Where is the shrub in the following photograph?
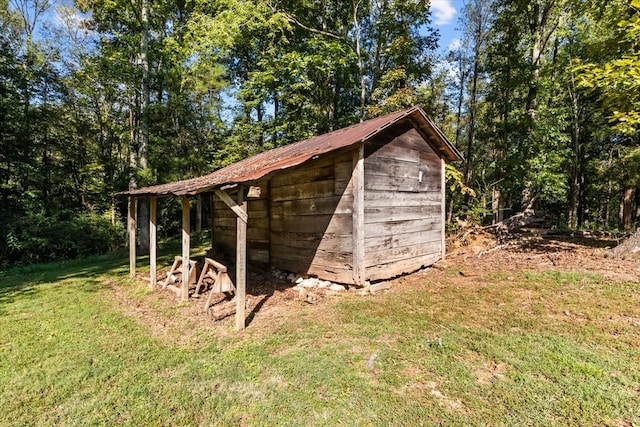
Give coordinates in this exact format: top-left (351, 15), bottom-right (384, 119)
top-left (1, 210), bottom-right (125, 267)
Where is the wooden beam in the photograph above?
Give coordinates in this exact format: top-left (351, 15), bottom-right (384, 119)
top-left (235, 186), bottom-right (247, 331)
top-left (128, 197), bottom-right (137, 278)
top-left (149, 196), bottom-right (157, 288)
top-left (214, 189), bottom-right (248, 223)
top-left (210, 193), bottom-right (215, 248)
top-left (441, 157), bottom-right (446, 261)
top-left (352, 143), bottom-right (365, 286)
top-left (181, 196), bottom-right (190, 302)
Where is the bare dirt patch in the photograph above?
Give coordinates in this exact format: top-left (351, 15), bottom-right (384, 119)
top-left (434, 230), bottom-right (640, 283)
top-left (107, 230), bottom-right (640, 343)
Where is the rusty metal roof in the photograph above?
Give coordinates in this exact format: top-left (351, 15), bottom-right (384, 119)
top-left (123, 106), bottom-right (462, 197)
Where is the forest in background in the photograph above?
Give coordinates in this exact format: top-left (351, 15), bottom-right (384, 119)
top-left (1, 0), bottom-right (639, 266)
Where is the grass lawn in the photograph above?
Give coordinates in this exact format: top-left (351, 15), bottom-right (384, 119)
top-left (1, 246), bottom-right (639, 426)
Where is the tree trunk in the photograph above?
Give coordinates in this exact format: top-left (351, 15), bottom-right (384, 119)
top-left (488, 206), bottom-right (545, 242)
top-left (635, 188), bottom-right (640, 223)
top-left (353, 0), bottom-right (366, 121)
top-left (567, 67), bottom-right (581, 229)
top-left (138, 198), bottom-right (150, 253)
top-left (454, 45), bottom-right (466, 148)
top-left (622, 187), bottom-right (634, 231)
top-left (137, 0), bottom-right (151, 252)
top-left (465, 51), bottom-right (479, 185)
top-left (492, 187), bottom-right (502, 224)
top-left (196, 194), bottom-right (202, 233)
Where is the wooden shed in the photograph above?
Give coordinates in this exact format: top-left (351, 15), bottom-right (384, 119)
top-left (124, 106), bottom-right (462, 329)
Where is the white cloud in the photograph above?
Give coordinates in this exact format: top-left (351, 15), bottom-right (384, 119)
top-left (430, 0), bottom-right (457, 25)
top-left (448, 38), bottom-right (462, 51)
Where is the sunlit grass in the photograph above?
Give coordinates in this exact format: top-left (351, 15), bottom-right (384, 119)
top-left (0, 248), bottom-right (638, 426)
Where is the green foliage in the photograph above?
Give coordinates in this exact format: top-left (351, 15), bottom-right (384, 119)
top-left (3, 0), bottom-right (640, 266)
top-left (446, 164), bottom-right (476, 197)
top-left (1, 210), bottom-right (125, 267)
top-left (575, 0), bottom-right (640, 135)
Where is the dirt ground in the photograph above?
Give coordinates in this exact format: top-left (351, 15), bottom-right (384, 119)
top-left (107, 229), bottom-right (640, 342)
top-left (445, 229), bottom-right (640, 282)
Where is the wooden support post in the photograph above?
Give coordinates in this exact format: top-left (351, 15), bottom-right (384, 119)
top-left (236, 186), bottom-right (247, 331)
top-left (441, 157), bottom-right (446, 261)
top-left (210, 194), bottom-right (215, 248)
top-left (181, 196), bottom-right (190, 302)
top-left (128, 197), bottom-right (137, 278)
top-left (352, 143), bottom-right (365, 286)
top-left (149, 196), bottom-right (157, 288)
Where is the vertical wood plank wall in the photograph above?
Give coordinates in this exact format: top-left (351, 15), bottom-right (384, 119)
top-left (363, 127), bottom-right (444, 281)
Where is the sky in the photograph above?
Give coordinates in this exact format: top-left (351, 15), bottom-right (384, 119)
top-left (430, 0), bottom-right (464, 52)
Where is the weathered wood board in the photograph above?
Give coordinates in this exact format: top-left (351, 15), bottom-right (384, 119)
top-left (213, 181), bottom-right (270, 266)
top-left (363, 126), bottom-right (444, 279)
top-left (210, 123), bottom-right (447, 285)
top-left (269, 151), bottom-right (355, 281)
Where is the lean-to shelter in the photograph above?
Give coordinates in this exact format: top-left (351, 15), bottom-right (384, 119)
top-left (122, 106), bottom-right (462, 330)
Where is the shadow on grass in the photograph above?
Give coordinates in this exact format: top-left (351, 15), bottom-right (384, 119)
top-left (0, 252), bottom-right (126, 313)
top-left (0, 237), bottom-right (205, 314)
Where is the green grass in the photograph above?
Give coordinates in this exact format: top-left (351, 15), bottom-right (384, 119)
top-left (1, 251), bottom-right (639, 426)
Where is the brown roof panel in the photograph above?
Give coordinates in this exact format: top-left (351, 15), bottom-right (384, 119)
top-left (123, 106), bottom-right (462, 197)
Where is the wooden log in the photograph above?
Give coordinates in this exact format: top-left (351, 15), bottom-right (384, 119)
top-left (209, 298), bottom-right (249, 321)
top-left (166, 284), bottom-right (182, 297)
top-left (368, 282), bottom-right (391, 294)
top-left (486, 206), bottom-right (546, 242)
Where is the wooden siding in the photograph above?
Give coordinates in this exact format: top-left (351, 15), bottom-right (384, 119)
top-left (269, 151), bottom-right (355, 284)
top-left (212, 124), bottom-right (447, 284)
top-left (212, 181), bottom-right (270, 266)
top-left (363, 127), bottom-right (443, 281)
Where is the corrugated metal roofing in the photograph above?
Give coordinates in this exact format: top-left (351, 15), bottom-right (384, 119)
top-left (123, 106), bottom-right (462, 197)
